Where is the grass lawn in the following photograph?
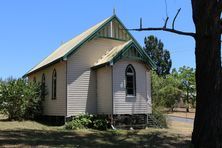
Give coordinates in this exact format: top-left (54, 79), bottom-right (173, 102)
top-left (0, 114), bottom-right (192, 147)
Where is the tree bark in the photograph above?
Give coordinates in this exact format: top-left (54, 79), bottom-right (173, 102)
top-left (191, 0), bottom-right (222, 147)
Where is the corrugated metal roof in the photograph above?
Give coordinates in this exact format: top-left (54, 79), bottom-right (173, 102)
top-left (94, 40), bottom-right (133, 66)
top-left (24, 15), bottom-right (156, 77)
top-left (93, 39), bottom-right (157, 70)
top-left (26, 16), bottom-right (113, 75)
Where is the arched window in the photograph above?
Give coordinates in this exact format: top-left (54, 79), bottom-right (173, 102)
top-left (52, 69), bottom-right (57, 99)
top-left (41, 73), bottom-right (46, 100)
top-left (125, 64), bottom-right (136, 96)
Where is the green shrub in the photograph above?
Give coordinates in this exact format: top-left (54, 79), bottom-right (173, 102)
top-left (0, 78), bottom-right (42, 120)
top-left (65, 119), bottom-right (85, 130)
top-left (65, 114), bottom-right (92, 130)
top-left (65, 114), bottom-right (109, 130)
top-left (93, 119), bottom-right (108, 130)
top-left (77, 114), bottom-right (93, 127)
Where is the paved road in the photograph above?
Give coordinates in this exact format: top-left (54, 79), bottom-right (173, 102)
top-left (166, 115), bottom-right (194, 124)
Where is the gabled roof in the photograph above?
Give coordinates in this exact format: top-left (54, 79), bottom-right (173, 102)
top-left (92, 40), bottom-right (156, 69)
top-left (94, 40), bottom-right (133, 67)
top-left (24, 14), bottom-right (155, 77)
top-left (24, 15), bottom-right (115, 76)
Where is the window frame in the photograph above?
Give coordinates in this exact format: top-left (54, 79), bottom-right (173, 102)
top-left (52, 69), bottom-right (57, 100)
top-left (125, 64), bottom-right (136, 97)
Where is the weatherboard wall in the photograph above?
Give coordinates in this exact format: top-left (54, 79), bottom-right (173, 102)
top-left (28, 61), bottom-right (67, 116)
top-left (112, 59), bottom-right (152, 114)
top-left (66, 38), bottom-right (125, 116)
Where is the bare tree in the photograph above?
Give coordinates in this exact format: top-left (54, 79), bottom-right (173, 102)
top-left (130, 1), bottom-right (222, 147)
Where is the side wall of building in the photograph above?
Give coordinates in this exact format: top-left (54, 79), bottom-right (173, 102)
top-left (67, 38), bottom-right (125, 116)
top-left (112, 59), bottom-right (152, 114)
top-left (28, 61), bottom-right (67, 116)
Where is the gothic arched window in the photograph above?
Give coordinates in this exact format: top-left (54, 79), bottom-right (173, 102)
top-left (125, 64), bottom-right (136, 96)
top-left (52, 69), bottom-right (57, 99)
top-left (41, 73), bottom-right (46, 100)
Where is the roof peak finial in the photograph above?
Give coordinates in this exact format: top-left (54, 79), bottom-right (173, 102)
top-left (113, 8), bottom-right (116, 15)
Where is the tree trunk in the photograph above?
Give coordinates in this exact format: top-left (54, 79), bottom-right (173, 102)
top-left (191, 0), bottom-right (222, 147)
top-left (186, 89), bottom-right (189, 112)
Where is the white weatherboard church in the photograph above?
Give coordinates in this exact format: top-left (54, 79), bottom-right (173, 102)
top-left (24, 14), bottom-right (155, 122)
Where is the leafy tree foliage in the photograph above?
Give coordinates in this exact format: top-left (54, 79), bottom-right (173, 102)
top-left (151, 72), bottom-right (182, 111)
top-left (152, 66), bottom-right (196, 111)
top-left (144, 35), bottom-right (172, 76)
top-left (0, 78), bottom-right (43, 120)
top-left (178, 66), bottom-right (196, 111)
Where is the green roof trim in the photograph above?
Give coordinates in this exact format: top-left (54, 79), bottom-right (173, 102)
top-left (112, 41), bottom-right (156, 69)
top-left (96, 36), bottom-right (128, 42)
top-left (111, 16), bottom-right (156, 69)
top-left (92, 40), bottom-right (156, 70)
top-left (63, 15), bottom-right (116, 59)
top-left (24, 15), bottom-right (116, 77)
top-left (23, 58), bottom-right (62, 78)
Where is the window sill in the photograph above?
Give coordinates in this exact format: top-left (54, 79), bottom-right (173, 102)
top-left (126, 95), bottom-right (136, 98)
top-left (126, 95), bottom-right (136, 102)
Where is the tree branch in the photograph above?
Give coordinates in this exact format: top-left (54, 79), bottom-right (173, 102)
top-left (172, 8), bottom-right (181, 29)
top-left (140, 18), bottom-right (142, 29)
top-left (127, 7), bottom-right (195, 38)
top-left (163, 17), bottom-right (169, 28)
top-left (128, 27), bottom-right (195, 38)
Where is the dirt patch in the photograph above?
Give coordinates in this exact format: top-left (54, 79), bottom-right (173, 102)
top-left (166, 108), bottom-right (195, 119)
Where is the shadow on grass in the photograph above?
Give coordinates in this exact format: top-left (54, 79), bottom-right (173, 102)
top-left (0, 118), bottom-right (10, 122)
top-left (0, 129), bottom-right (191, 147)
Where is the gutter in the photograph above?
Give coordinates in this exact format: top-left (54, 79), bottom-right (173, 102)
top-left (23, 58), bottom-right (63, 78)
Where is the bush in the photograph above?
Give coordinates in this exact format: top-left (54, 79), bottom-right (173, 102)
top-left (152, 107), bottom-right (168, 128)
top-left (93, 119), bottom-right (108, 130)
top-left (65, 114), bottom-right (108, 130)
top-left (65, 119), bottom-right (85, 130)
top-left (65, 114), bottom-right (92, 130)
top-left (0, 78), bottom-right (42, 120)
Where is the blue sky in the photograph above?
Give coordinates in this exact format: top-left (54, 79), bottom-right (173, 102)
top-left (0, 0), bottom-right (195, 79)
